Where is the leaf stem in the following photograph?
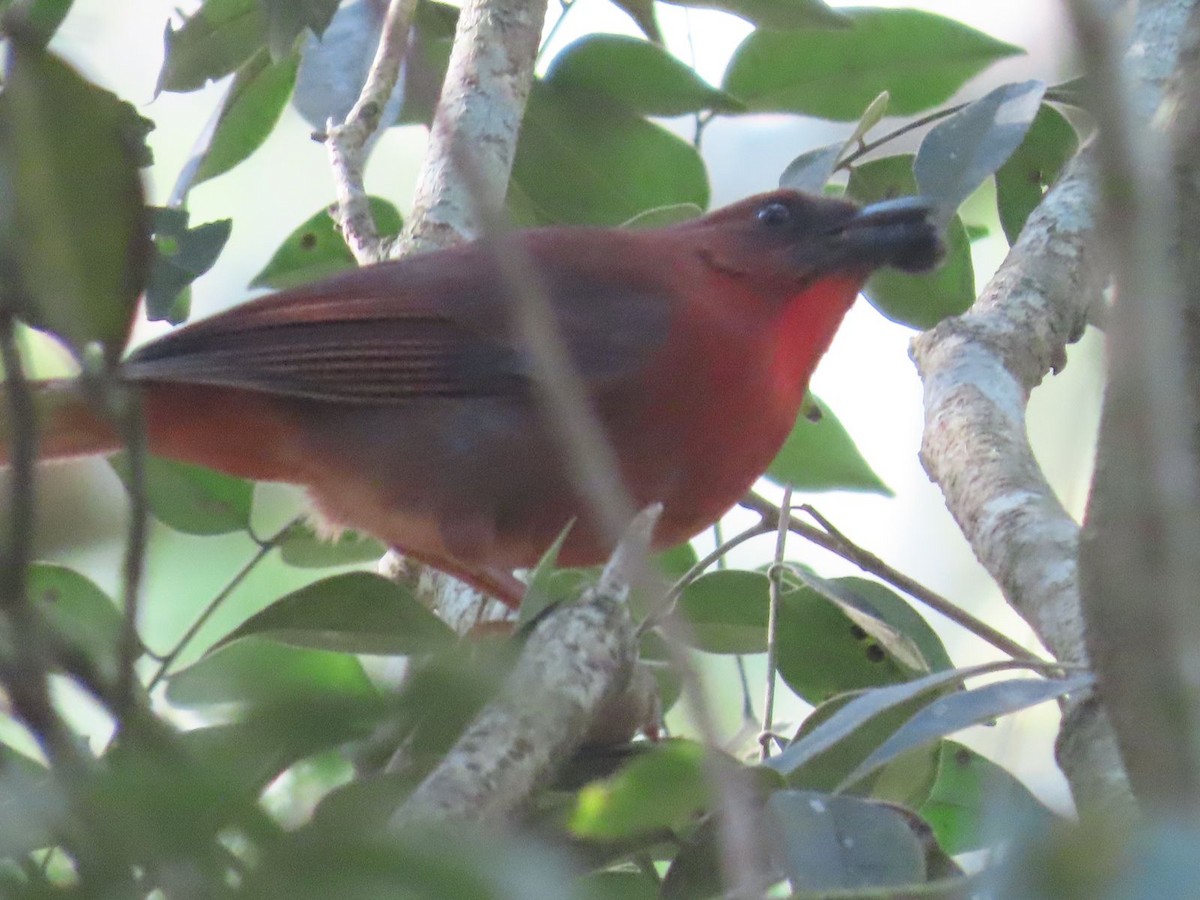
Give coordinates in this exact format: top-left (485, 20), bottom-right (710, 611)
top-left (837, 102), bottom-right (967, 171)
top-left (760, 483), bottom-right (792, 761)
top-left (144, 516), bottom-right (302, 692)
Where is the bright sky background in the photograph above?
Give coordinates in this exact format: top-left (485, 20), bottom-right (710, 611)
top-left (37, 0), bottom-right (1100, 813)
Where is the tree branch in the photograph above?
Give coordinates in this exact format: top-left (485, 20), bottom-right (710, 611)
top-left (389, 507), bottom-right (655, 827)
top-left (910, 0), bottom-right (1196, 817)
top-left (1075, 0), bottom-right (1200, 815)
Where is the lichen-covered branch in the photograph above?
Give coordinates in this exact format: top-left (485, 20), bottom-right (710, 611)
top-left (399, 0), bottom-right (546, 252)
top-left (326, 0), bottom-right (418, 264)
top-left (911, 0), bottom-right (1197, 817)
top-left (389, 508), bottom-right (655, 828)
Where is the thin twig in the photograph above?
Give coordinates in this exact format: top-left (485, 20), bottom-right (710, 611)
top-left (836, 102), bottom-right (967, 170)
top-left (760, 484), bottom-right (791, 761)
top-left (144, 517), bottom-right (301, 692)
top-left (741, 492), bottom-right (1041, 663)
top-left (326, 0), bottom-right (418, 264)
top-left (113, 382), bottom-right (148, 711)
top-left (666, 520), bottom-right (775, 604)
top-left (0, 318), bottom-right (79, 767)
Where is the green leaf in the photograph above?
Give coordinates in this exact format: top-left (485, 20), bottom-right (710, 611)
top-left (0, 743), bottom-right (64, 860)
top-left (660, 0), bottom-right (850, 30)
top-left (768, 791), bottom-right (926, 890)
top-left (831, 577), bottom-right (954, 673)
top-left (166, 636), bottom-right (376, 707)
top-left (109, 455), bottom-right (253, 535)
top-left (570, 740), bottom-right (708, 838)
top-left (766, 394), bottom-right (890, 494)
top-left (188, 49), bottom-right (299, 189)
top-left (995, 103), bottom-right (1079, 244)
top-left (775, 576), bottom-right (922, 705)
top-left (782, 690), bottom-right (941, 809)
top-left (914, 80), bottom-right (1046, 214)
top-left (520, 520), bottom-right (576, 626)
top-left (545, 35), bottom-right (744, 116)
top-left (28, 563), bottom-right (126, 681)
top-left (607, 0), bottom-right (661, 43)
top-left (259, 0), bottom-right (338, 60)
top-left (278, 522), bottom-right (386, 568)
top-left (251, 196), bottom-right (403, 289)
top-left (723, 8), bottom-right (1022, 120)
top-left (156, 0), bottom-right (267, 94)
top-left (216, 572), bottom-right (456, 655)
top-left (678, 570), bottom-right (770, 654)
top-left (921, 741), bottom-right (1058, 854)
top-left (510, 82), bottom-right (709, 226)
top-left (839, 674), bottom-right (1093, 790)
top-left (766, 662), bottom-right (1032, 779)
top-left (655, 541), bottom-right (698, 580)
top-left (779, 142), bottom-right (843, 194)
top-left (0, 40), bottom-right (150, 360)
top-left (847, 90), bottom-right (890, 146)
top-left (146, 208), bottom-right (232, 324)
top-left (0, 0), bottom-right (75, 46)
top-left (847, 155), bottom-right (974, 329)
top-left (181, 697), bottom-right (380, 797)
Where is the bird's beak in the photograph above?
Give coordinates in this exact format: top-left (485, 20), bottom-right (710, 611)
top-left (834, 196), bottom-right (945, 274)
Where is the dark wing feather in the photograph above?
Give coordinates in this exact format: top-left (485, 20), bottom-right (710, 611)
top-left (124, 234), bottom-right (672, 404)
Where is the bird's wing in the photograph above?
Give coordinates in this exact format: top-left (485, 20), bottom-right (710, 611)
top-left (124, 235), bottom-right (673, 404)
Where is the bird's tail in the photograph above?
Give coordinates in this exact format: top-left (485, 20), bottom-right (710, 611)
top-left (0, 378), bottom-right (121, 465)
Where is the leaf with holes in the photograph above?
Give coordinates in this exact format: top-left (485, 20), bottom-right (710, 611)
top-left (251, 197), bottom-right (403, 289)
top-left (995, 103), bottom-right (1079, 243)
top-left (767, 394), bottom-right (891, 494)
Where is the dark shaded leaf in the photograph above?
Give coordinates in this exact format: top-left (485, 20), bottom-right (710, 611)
top-left (723, 8), bottom-right (1021, 120)
top-left (0, 743), bottom-right (64, 859)
top-left (766, 661), bottom-right (1036, 779)
top-left (251, 196), bottom-right (402, 289)
top-left (660, 819), bottom-right (723, 899)
top-left (569, 740), bottom-right (708, 839)
top-left (678, 570), bottom-right (769, 654)
top-left (995, 103), bottom-right (1079, 243)
top-left (292, 0), bottom-right (404, 131)
top-left (546, 35), bottom-right (743, 116)
top-left (180, 48), bottom-right (299, 191)
top-left (166, 637), bottom-right (377, 707)
top-left (278, 521), bottom-right (386, 568)
top-left (914, 80), bottom-right (1045, 215)
top-left (766, 394), bottom-right (891, 494)
top-left (110, 454), bottom-right (253, 535)
top-left (0, 40), bottom-right (150, 360)
top-left (510, 82), bottom-right (709, 227)
top-left (608, 0), bottom-right (661, 43)
top-left (768, 790), bottom-right (926, 890)
top-left (146, 208), bottom-right (232, 324)
top-left (775, 577), bottom-right (919, 705)
top-left (847, 155), bottom-right (974, 329)
top-left (396, 1), bottom-right (457, 126)
top-left (181, 698), bottom-right (380, 797)
top-left (784, 691), bottom-right (941, 809)
top-left (28, 563), bottom-right (126, 681)
top-left (839, 674), bottom-right (1093, 789)
top-left (259, 0), bottom-right (338, 60)
top-left (156, 0), bottom-right (267, 94)
top-left (921, 740), bottom-right (1059, 854)
top-left (661, 0), bottom-right (849, 30)
top-left (217, 572), bottom-right (456, 654)
top-left (0, 0), bottom-right (74, 46)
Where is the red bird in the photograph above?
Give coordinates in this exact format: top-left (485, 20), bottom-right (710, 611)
top-left (19, 190), bottom-right (941, 605)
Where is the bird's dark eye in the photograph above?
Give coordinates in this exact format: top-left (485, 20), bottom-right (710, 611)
top-left (757, 201), bottom-right (792, 227)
